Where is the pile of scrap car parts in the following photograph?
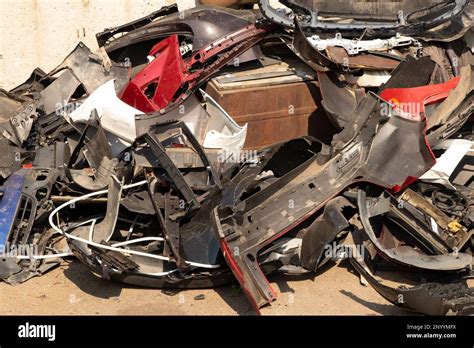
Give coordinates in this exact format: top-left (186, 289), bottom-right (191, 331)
top-left (0, 1), bottom-right (473, 315)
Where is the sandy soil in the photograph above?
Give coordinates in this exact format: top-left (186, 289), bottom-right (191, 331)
top-left (0, 259), bottom-right (409, 315)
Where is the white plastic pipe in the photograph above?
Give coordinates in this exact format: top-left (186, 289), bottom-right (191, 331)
top-left (48, 180), bottom-right (220, 269)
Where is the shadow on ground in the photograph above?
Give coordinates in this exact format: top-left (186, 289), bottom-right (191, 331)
top-left (62, 258), bottom-right (409, 315)
top-left (63, 260), bottom-right (253, 314)
top-left (339, 290), bottom-right (412, 315)
top-left (63, 261), bottom-right (123, 299)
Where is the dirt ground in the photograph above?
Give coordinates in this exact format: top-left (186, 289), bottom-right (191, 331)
top-left (0, 259), bottom-right (409, 315)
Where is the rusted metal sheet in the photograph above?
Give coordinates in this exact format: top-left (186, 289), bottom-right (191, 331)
top-left (326, 46), bottom-right (402, 70)
top-left (206, 80), bottom-right (327, 149)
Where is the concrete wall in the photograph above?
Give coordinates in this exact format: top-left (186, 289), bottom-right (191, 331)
top-left (0, 0), bottom-right (196, 89)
